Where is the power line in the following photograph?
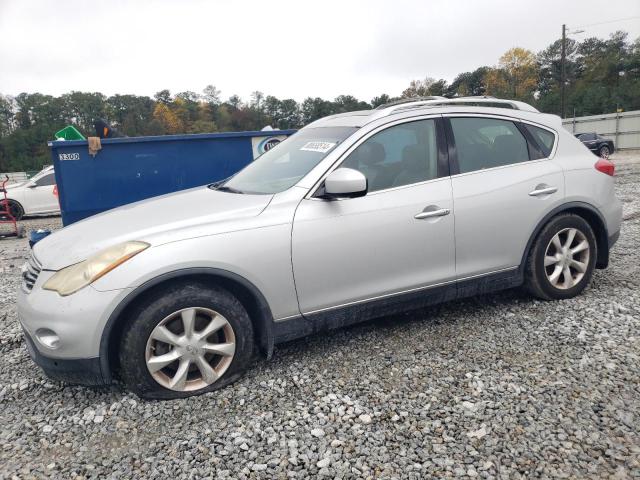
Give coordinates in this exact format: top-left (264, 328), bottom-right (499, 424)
top-left (573, 16), bottom-right (640, 30)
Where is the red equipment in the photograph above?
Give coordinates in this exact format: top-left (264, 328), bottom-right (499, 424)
top-left (0, 175), bottom-right (26, 239)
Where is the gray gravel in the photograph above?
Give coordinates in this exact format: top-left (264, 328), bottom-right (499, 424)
top-left (1, 154), bottom-right (639, 479)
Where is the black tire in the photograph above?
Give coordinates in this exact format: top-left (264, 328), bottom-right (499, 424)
top-left (1, 200), bottom-right (24, 221)
top-left (525, 214), bottom-right (597, 300)
top-left (598, 145), bottom-right (610, 158)
top-left (118, 281), bottom-right (254, 399)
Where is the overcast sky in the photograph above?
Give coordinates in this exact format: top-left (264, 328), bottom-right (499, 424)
top-left (1, 0), bottom-right (639, 102)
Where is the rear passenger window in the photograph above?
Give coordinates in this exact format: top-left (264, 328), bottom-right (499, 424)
top-left (35, 174), bottom-right (55, 187)
top-left (525, 124), bottom-right (555, 158)
top-left (340, 119), bottom-right (438, 192)
top-left (450, 117), bottom-right (529, 174)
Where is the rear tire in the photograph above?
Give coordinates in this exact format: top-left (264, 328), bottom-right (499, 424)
top-left (598, 145), bottom-right (610, 158)
top-left (525, 214), bottom-right (597, 300)
top-left (118, 281), bottom-right (254, 399)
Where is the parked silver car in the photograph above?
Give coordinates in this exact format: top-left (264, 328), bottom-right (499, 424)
top-left (18, 98), bottom-right (622, 399)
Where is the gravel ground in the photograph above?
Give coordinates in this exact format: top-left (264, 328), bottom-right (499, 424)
top-left (1, 154), bottom-right (639, 479)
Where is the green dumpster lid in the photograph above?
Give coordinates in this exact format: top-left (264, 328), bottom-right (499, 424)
top-left (54, 125), bottom-right (85, 141)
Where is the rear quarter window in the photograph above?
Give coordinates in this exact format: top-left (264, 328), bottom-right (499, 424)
top-left (525, 124), bottom-right (555, 158)
top-left (35, 173), bottom-right (56, 187)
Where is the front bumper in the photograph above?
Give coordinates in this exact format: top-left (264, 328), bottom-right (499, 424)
top-left (17, 270), bottom-right (127, 386)
top-left (23, 328), bottom-right (106, 385)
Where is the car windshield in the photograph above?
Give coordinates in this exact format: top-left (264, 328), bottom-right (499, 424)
top-left (218, 126), bottom-right (357, 194)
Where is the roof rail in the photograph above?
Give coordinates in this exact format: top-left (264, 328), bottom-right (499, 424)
top-left (374, 96), bottom-right (447, 110)
top-left (428, 97), bottom-right (539, 112)
top-left (370, 96), bottom-right (539, 121)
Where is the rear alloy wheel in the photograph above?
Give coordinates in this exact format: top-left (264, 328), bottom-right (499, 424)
top-left (525, 214), bottom-right (597, 300)
top-left (145, 307), bottom-right (236, 392)
top-left (543, 228), bottom-right (590, 290)
top-left (598, 145), bottom-right (610, 158)
top-left (119, 282), bottom-right (254, 399)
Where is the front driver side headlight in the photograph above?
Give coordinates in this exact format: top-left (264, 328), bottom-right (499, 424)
top-left (43, 241), bottom-right (150, 296)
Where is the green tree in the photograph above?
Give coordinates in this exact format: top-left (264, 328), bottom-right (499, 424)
top-left (0, 94), bottom-right (14, 136)
top-left (402, 77), bottom-right (448, 98)
top-left (301, 97), bottom-right (336, 124)
top-left (447, 67), bottom-right (489, 97)
top-left (154, 89), bottom-right (172, 105)
top-left (202, 85), bottom-right (221, 105)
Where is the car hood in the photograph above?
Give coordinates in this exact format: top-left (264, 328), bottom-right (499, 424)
top-left (34, 186), bottom-right (273, 270)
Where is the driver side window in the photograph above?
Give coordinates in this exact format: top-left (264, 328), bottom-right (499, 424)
top-left (340, 119), bottom-right (438, 193)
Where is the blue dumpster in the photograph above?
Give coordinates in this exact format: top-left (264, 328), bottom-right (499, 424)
top-left (48, 130), bottom-right (295, 225)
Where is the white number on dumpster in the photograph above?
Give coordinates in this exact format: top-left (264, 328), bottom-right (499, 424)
top-left (59, 153), bottom-right (80, 161)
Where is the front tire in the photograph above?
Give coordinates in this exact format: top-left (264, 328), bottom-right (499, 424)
top-left (118, 282), bottom-right (254, 399)
top-left (525, 214), bottom-right (597, 300)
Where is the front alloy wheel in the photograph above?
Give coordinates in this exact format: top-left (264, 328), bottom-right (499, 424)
top-left (119, 282), bottom-right (254, 399)
top-left (145, 307), bottom-right (236, 392)
top-left (599, 145), bottom-right (610, 158)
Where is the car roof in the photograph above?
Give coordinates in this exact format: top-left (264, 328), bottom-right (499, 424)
top-left (307, 97), bottom-right (562, 131)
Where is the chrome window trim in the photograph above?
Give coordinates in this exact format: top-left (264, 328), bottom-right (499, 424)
top-left (447, 157), bottom-right (553, 180)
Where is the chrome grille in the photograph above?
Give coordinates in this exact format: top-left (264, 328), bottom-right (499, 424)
top-left (21, 252), bottom-right (42, 293)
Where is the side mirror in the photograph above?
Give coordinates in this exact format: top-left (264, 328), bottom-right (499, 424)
top-left (322, 168), bottom-right (367, 199)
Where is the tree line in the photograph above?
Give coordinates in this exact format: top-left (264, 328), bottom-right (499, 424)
top-left (1, 31), bottom-right (638, 173)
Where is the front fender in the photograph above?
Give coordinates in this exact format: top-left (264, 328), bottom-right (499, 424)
top-left (91, 224), bottom-right (299, 321)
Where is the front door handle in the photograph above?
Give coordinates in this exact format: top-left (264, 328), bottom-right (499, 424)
top-left (414, 207), bottom-right (451, 220)
top-left (529, 185), bottom-right (558, 197)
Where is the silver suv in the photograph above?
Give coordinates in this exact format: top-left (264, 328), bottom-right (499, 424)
top-left (18, 98), bottom-right (622, 399)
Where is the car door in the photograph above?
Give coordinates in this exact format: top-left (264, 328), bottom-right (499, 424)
top-left (24, 172), bottom-right (58, 213)
top-left (292, 117), bottom-right (456, 315)
top-left (446, 115), bottom-right (564, 279)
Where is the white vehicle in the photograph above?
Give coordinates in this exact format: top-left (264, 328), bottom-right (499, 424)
top-left (2, 166), bottom-right (60, 219)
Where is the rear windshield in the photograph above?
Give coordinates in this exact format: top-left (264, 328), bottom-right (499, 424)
top-left (221, 127), bottom-right (357, 194)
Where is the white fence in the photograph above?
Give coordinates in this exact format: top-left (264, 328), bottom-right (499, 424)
top-left (562, 110), bottom-right (640, 150)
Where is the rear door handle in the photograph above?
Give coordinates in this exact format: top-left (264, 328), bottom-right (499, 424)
top-left (414, 208), bottom-right (450, 220)
top-left (529, 185), bottom-right (558, 196)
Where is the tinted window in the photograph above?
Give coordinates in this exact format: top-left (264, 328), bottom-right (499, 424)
top-left (35, 173), bottom-right (55, 187)
top-left (341, 119), bottom-right (438, 192)
top-left (525, 124), bottom-right (555, 157)
top-left (450, 117), bottom-right (529, 174)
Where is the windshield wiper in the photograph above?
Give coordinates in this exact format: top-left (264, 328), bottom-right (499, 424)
top-left (216, 185), bottom-right (244, 194)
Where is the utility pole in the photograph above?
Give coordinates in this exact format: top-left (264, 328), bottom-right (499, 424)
top-left (561, 24), bottom-right (566, 119)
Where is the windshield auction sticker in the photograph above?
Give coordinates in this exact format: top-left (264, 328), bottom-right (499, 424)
top-left (300, 141), bottom-right (336, 153)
